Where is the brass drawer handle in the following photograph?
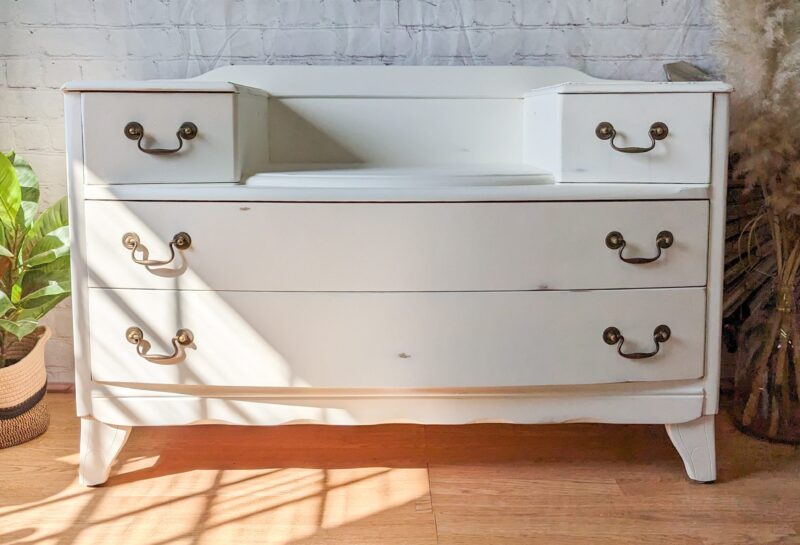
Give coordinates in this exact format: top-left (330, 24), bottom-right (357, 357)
top-left (603, 325), bottom-right (671, 360)
top-left (124, 121), bottom-right (198, 155)
top-left (126, 327), bottom-right (194, 364)
top-left (595, 121), bottom-right (668, 153)
top-left (122, 231), bottom-right (191, 267)
top-left (605, 230), bottom-right (673, 264)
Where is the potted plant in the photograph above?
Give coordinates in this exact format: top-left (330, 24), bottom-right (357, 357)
top-left (0, 151), bottom-right (70, 448)
top-left (715, 1), bottom-right (800, 441)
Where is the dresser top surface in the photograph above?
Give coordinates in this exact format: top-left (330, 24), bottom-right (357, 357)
top-left (62, 65), bottom-right (731, 98)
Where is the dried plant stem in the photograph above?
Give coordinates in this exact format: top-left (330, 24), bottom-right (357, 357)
top-left (743, 312), bottom-right (783, 426)
top-left (769, 316), bottom-right (790, 436)
top-left (771, 211), bottom-right (784, 278)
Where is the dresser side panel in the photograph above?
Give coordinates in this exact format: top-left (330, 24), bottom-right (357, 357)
top-left (703, 92), bottom-right (730, 414)
top-left (65, 92), bottom-right (93, 416)
top-left (236, 88), bottom-right (270, 178)
top-left (522, 92), bottom-right (562, 178)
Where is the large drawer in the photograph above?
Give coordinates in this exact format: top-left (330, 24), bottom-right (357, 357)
top-left (84, 200), bottom-right (709, 291)
top-left (88, 288), bottom-right (706, 388)
top-left (525, 92), bottom-right (713, 183)
top-left (89, 288), bottom-right (705, 388)
top-left (81, 92), bottom-right (242, 184)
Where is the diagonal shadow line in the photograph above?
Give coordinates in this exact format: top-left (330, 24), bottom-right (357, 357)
top-left (0, 469), bottom-right (282, 520)
top-left (3, 466), bottom-right (396, 545)
top-left (190, 469), bottom-right (224, 545)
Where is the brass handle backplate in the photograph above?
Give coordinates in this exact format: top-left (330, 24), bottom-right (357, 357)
top-left (124, 121), bottom-right (198, 155)
top-left (595, 121), bottom-right (668, 153)
top-left (603, 325), bottom-right (671, 360)
top-left (126, 326), bottom-right (194, 364)
top-left (605, 230), bottom-right (673, 264)
top-left (122, 231), bottom-right (191, 267)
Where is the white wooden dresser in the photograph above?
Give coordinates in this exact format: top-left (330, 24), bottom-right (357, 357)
top-left (63, 66), bottom-right (731, 486)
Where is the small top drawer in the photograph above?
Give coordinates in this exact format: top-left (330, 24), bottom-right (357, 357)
top-left (81, 92), bottom-right (242, 184)
top-left (525, 92), bottom-right (713, 184)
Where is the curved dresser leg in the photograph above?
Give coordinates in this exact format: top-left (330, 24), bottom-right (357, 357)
top-left (665, 415), bottom-right (716, 483)
top-left (79, 418), bottom-right (132, 487)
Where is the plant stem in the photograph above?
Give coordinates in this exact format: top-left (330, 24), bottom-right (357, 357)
top-left (743, 311), bottom-right (783, 426)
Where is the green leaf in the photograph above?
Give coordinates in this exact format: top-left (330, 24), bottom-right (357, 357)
top-left (26, 225), bottom-right (69, 268)
top-left (0, 153), bottom-right (21, 230)
top-left (18, 267), bottom-right (70, 320)
top-left (20, 278), bottom-right (70, 308)
top-left (0, 291), bottom-right (14, 317)
top-left (10, 282), bottom-right (21, 304)
top-left (23, 197), bottom-right (68, 259)
top-left (21, 257), bottom-right (69, 302)
top-left (17, 295), bottom-right (67, 322)
top-left (0, 318), bottom-right (38, 340)
top-left (12, 155), bottom-right (39, 230)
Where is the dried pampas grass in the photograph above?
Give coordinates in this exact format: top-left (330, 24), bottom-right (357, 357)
top-left (716, 0), bottom-right (800, 213)
top-left (716, 1), bottom-right (800, 436)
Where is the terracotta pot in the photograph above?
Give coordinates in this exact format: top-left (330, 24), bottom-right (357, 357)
top-left (0, 326), bottom-right (51, 448)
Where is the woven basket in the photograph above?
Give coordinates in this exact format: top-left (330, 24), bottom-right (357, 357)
top-left (0, 326), bottom-right (51, 449)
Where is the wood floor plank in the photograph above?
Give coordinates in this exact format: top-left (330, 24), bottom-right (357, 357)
top-left (424, 417), bottom-right (800, 545)
top-left (1, 394), bottom-right (799, 545)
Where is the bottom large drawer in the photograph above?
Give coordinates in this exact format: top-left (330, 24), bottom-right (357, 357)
top-left (87, 288), bottom-right (706, 388)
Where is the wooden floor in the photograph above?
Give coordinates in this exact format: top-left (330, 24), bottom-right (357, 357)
top-left (1, 394), bottom-right (800, 544)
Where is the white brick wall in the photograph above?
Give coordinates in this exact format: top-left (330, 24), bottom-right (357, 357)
top-left (0, 0), bottom-right (716, 383)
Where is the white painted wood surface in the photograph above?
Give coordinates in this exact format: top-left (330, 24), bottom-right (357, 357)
top-left (665, 415), bottom-right (716, 482)
top-left (78, 418), bottom-right (131, 486)
top-left (702, 94), bottom-right (730, 414)
top-left (63, 80), bottom-right (239, 93)
top-left (88, 288), bottom-right (706, 388)
top-left (85, 200), bottom-right (709, 291)
top-left (65, 92), bottom-right (93, 417)
top-left (525, 81), bottom-right (731, 96)
top-left (195, 65), bottom-right (604, 98)
top-left (89, 393), bottom-right (705, 427)
top-left (268, 98), bottom-right (520, 165)
top-left (82, 92), bottom-right (240, 184)
top-left (83, 179), bottom-right (711, 202)
top-left (90, 378), bottom-right (708, 399)
top-left (526, 92), bottom-right (712, 183)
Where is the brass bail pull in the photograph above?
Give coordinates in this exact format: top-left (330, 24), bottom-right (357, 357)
top-left (126, 327), bottom-right (194, 364)
top-left (124, 121), bottom-right (198, 155)
top-left (603, 325), bottom-right (671, 360)
top-left (122, 231), bottom-right (191, 267)
top-left (595, 121), bottom-right (669, 153)
top-left (605, 230), bottom-right (673, 264)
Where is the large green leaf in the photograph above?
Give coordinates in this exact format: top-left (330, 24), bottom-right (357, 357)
top-left (22, 254), bottom-right (70, 286)
top-left (0, 153), bottom-right (21, 229)
top-left (17, 267), bottom-right (70, 320)
top-left (20, 276), bottom-right (70, 307)
top-left (23, 197), bottom-right (68, 258)
top-left (0, 318), bottom-right (38, 340)
top-left (0, 291), bottom-right (14, 318)
top-left (26, 225), bottom-right (69, 268)
top-left (12, 155), bottom-right (39, 230)
top-left (0, 220), bottom-right (12, 259)
top-left (17, 294), bottom-right (67, 322)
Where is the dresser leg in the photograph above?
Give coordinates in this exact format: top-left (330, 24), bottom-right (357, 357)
top-left (665, 415), bottom-right (716, 483)
top-left (78, 418), bottom-right (132, 486)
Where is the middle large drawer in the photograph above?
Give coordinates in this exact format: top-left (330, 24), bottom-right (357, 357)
top-left (85, 200), bottom-right (709, 291)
